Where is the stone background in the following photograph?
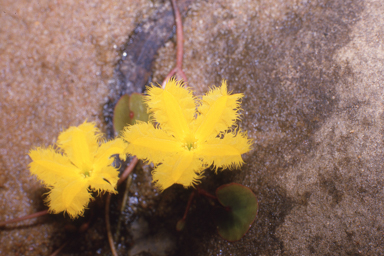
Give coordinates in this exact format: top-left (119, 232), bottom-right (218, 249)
top-left (0, 0), bottom-right (155, 254)
top-left (1, 0), bottom-right (383, 255)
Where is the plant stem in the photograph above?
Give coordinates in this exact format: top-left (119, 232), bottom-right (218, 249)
top-left (172, 0), bottom-right (184, 75)
top-left (50, 240), bottom-right (70, 256)
top-left (106, 156), bottom-right (139, 256)
top-left (115, 174), bottom-right (133, 241)
top-left (163, 0), bottom-right (187, 88)
top-left (196, 186), bottom-right (218, 200)
top-left (105, 193), bottom-right (118, 256)
top-left (180, 186), bottom-right (218, 223)
top-left (118, 156), bottom-right (138, 186)
top-left (182, 190), bottom-right (196, 221)
top-left (0, 209), bottom-right (48, 227)
top-left (196, 187), bottom-right (231, 211)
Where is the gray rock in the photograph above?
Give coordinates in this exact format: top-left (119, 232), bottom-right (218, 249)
top-left (152, 0), bottom-right (383, 254)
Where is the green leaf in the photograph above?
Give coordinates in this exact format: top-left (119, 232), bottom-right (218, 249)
top-left (113, 93), bottom-right (149, 135)
top-left (215, 183), bottom-right (258, 242)
top-left (129, 93), bottom-right (149, 124)
top-left (113, 94), bottom-right (131, 135)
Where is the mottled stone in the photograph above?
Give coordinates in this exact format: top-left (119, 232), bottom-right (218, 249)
top-left (154, 0), bottom-right (384, 255)
top-left (1, 0), bottom-right (383, 255)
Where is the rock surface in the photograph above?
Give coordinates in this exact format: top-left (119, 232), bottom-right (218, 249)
top-left (0, 0), bottom-right (156, 254)
top-left (1, 0), bottom-right (383, 255)
top-left (154, 0), bottom-right (384, 254)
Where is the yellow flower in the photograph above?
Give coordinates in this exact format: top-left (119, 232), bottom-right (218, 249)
top-left (122, 79), bottom-right (252, 190)
top-left (29, 121), bottom-right (127, 218)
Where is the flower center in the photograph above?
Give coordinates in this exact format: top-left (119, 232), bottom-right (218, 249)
top-left (82, 168), bottom-right (92, 178)
top-left (186, 142), bottom-right (195, 150)
top-left (183, 134), bottom-right (197, 151)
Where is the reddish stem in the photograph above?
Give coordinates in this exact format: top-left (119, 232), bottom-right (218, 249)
top-left (50, 240), bottom-right (70, 256)
top-left (181, 190), bottom-right (196, 221)
top-left (179, 187), bottom-right (222, 226)
top-left (118, 156), bottom-right (138, 186)
top-left (163, 0), bottom-right (187, 88)
top-left (196, 187), bottom-right (231, 211)
top-left (105, 193), bottom-right (118, 256)
top-left (106, 156), bottom-right (139, 256)
top-left (171, 0), bottom-right (183, 71)
top-left (196, 186), bottom-right (218, 200)
top-left (0, 209), bottom-right (48, 227)
top-left (162, 68), bottom-right (177, 88)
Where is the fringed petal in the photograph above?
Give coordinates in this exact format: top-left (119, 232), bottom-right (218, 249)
top-left (29, 147), bottom-right (81, 186)
top-left (197, 130), bottom-right (252, 171)
top-left (146, 79), bottom-right (195, 140)
top-left (123, 122), bottom-right (182, 164)
top-left (46, 179), bottom-right (91, 219)
top-left (93, 138), bottom-right (128, 171)
top-left (90, 166), bottom-right (119, 193)
top-left (57, 121), bottom-right (102, 171)
top-left (194, 80), bottom-right (243, 142)
top-left (152, 151), bottom-right (204, 191)
top-left (45, 186), bottom-right (66, 214)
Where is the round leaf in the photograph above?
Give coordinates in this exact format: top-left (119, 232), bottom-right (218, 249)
top-left (215, 183), bottom-right (258, 242)
top-left (129, 93), bottom-right (149, 124)
top-left (113, 94), bottom-right (131, 135)
top-left (113, 93), bottom-right (149, 135)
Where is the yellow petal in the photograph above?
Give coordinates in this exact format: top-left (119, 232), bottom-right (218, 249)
top-left (46, 179), bottom-right (91, 218)
top-left (90, 165), bottom-right (119, 193)
top-left (152, 151), bottom-right (204, 190)
top-left (45, 185), bottom-right (66, 214)
top-left (57, 121), bottom-right (101, 170)
top-left (194, 80), bottom-right (243, 142)
top-left (146, 79), bottom-right (195, 140)
top-left (93, 138), bottom-right (128, 171)
top-left (197, 130), bottom-right (252, 171)
top-left (123, 122), bottom-right (182, 164)
top-left (29, 147), bottom-right (81, 186)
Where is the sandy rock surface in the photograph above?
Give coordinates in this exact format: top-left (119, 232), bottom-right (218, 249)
top-left (0, 0), bottom-right (155, 254)
top-left (156, 0), bottom-right (383, 254)
top-left (1, 0), bottom-right (383, 255)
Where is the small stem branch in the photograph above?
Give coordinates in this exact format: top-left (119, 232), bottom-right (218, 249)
top-left (163, 0), bottom-right (187, 88)
top-left (162, 68), bottom-right (177, 88)
top-left (118, 156), bottom-right (138, 186)
top-left (50, 240), bottom-right (70, 256)
top-left (115, 174), bottom-right (133, 241)
top-left (105, 193), bottom-right (118, 256)
top-left (106, 156), bottom-right (139, 256)
top-left (196, 186), bottom-right (217, 200)
top-left (0, 209), bottom-right (49, 227)
top-left (171, 0), bottom-right (183, 71)
top-left (182, 190), bottom-right (196, 221)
